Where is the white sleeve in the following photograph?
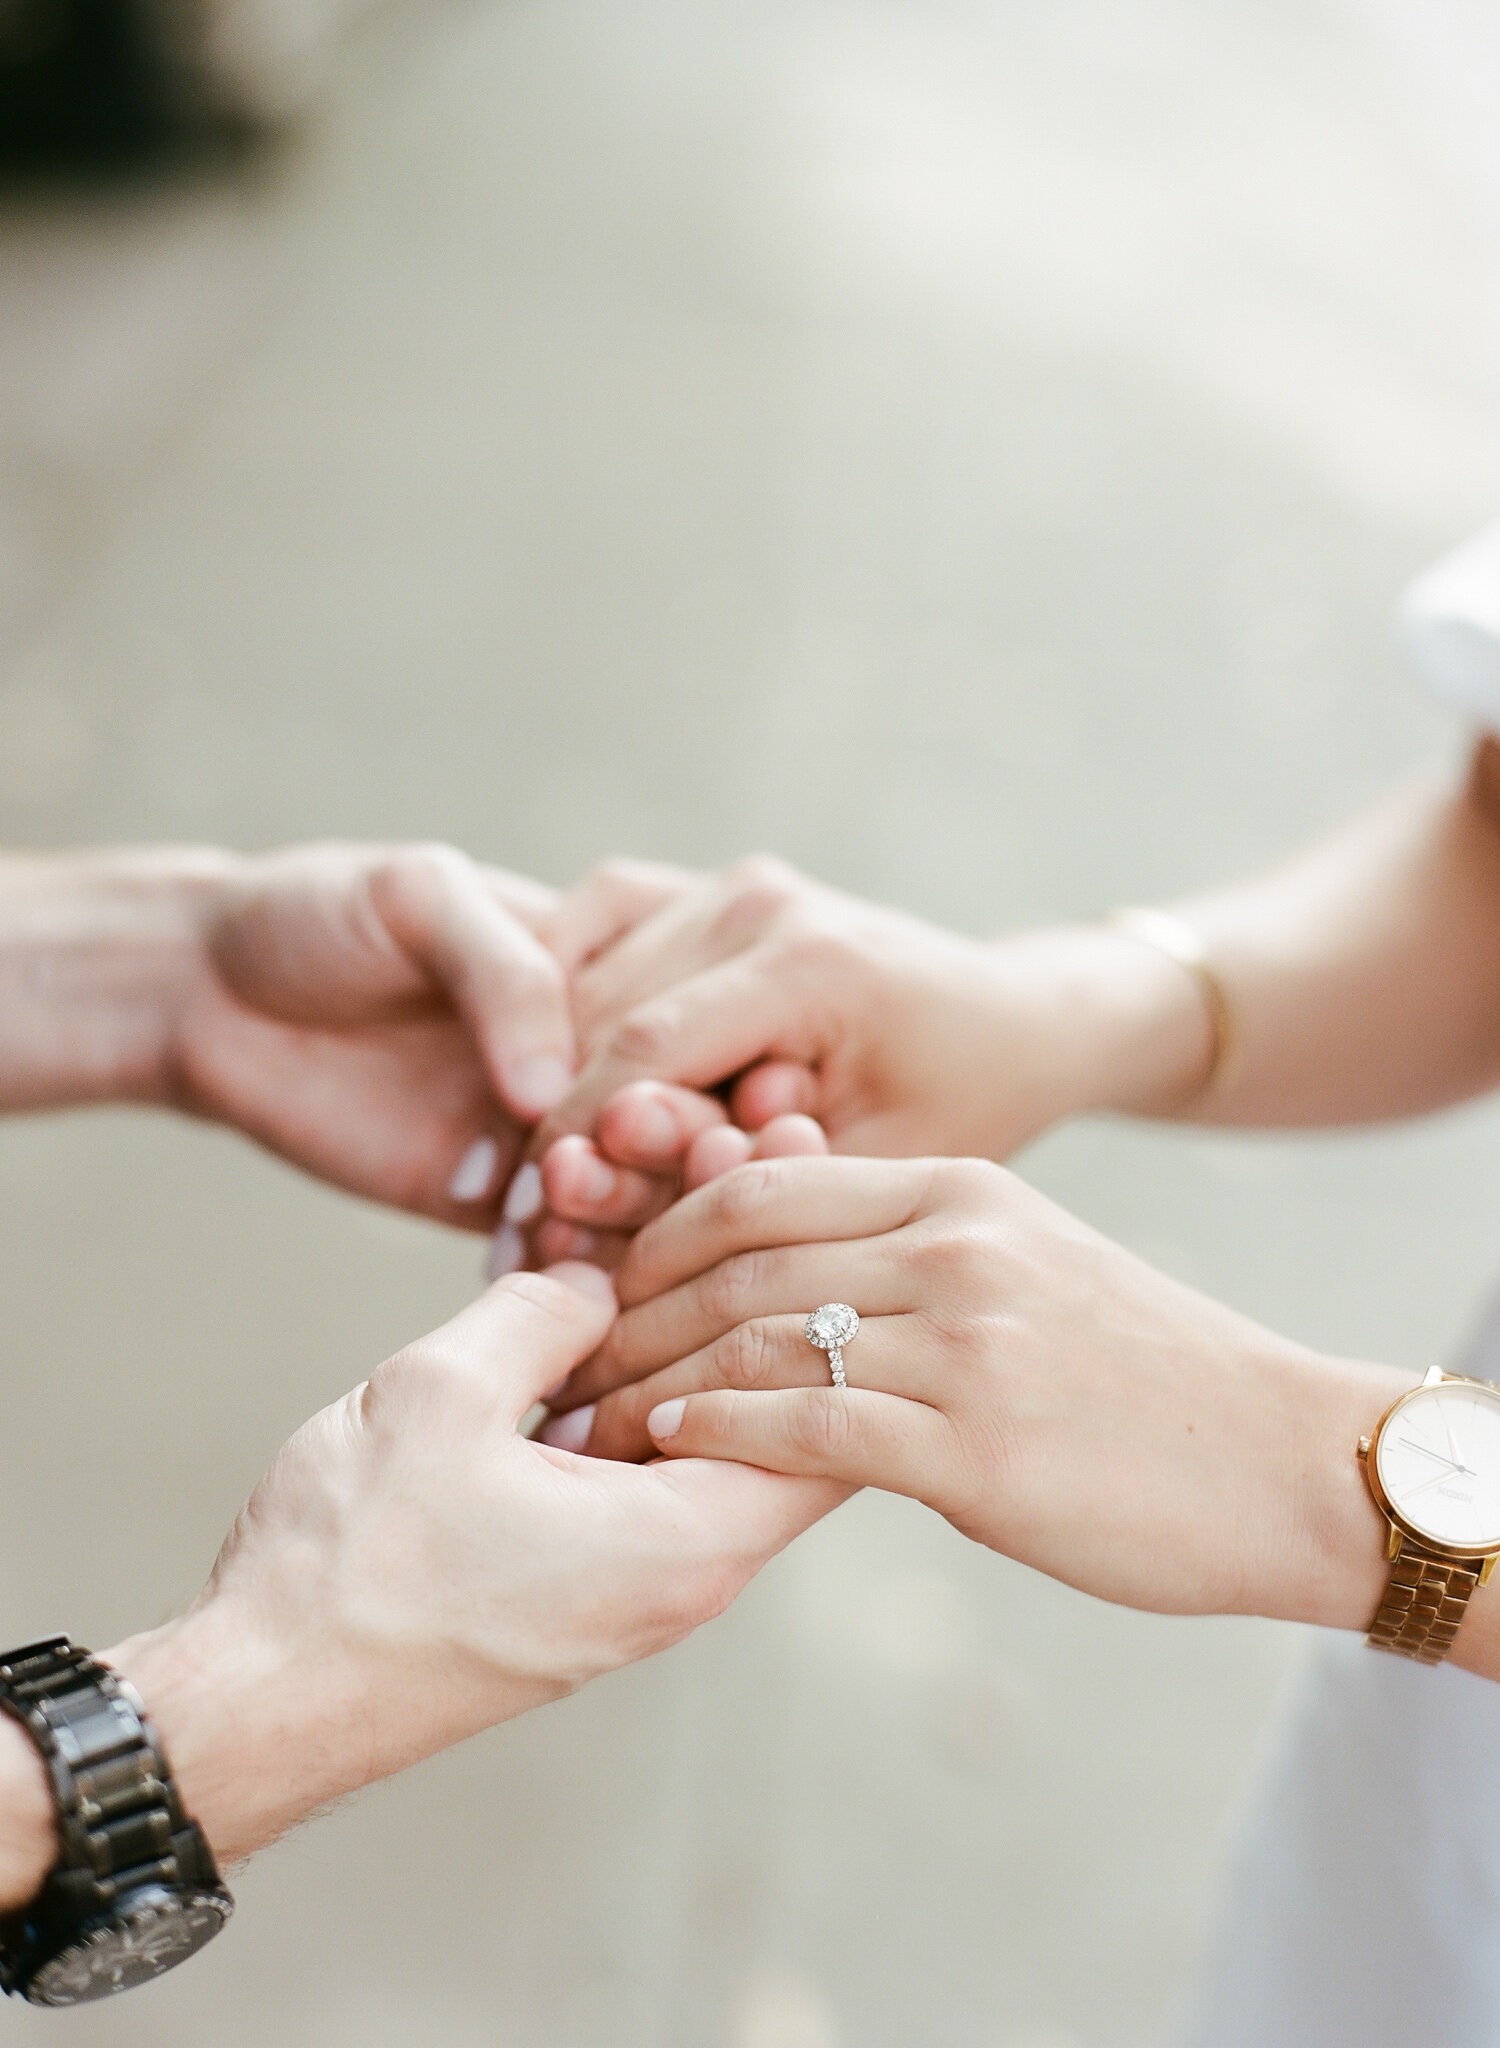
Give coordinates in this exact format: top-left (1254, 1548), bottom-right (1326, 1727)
top-left (1400, 520), bottom-right (1500, 731)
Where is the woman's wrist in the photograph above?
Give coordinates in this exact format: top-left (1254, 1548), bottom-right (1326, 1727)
top-left (1263, 1347), bottom-right (1409, 1630)
top-left (981, 923), bottom-right (1219, 1137)
top-left (1268, 1346), bottom-right (1500, 1681)
top-left (0, 848), bottom-right (240, 1114)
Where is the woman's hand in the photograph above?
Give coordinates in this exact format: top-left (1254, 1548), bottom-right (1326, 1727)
top-left (531, 857), bottom-right (1216, 1169)
top-left (490, 1078), bottom-right (828, 1278)
top-left (544, 1154), bottom-right (1407, 1627)
top-left (171, 841), bottom-right (580, 1225)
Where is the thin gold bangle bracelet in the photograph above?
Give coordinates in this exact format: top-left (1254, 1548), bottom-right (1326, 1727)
top-left (1107, 906), bottom-right (1238, 1095)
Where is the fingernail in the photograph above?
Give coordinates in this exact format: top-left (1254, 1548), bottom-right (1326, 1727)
top-left (647, 1398), bottom-right (686, 1440)
top-left (448, 1135), bottom-right (500, 1204)
top-left (502, 1160), bottom-right (544, 1224)
top-left (504, 1054), bottom-right (572, 1117)
top-left (486, 1223), bottom-right (525, 1280)
top-left (539, 1404), bottom-right (596, 1452)
top-left (543, 1260), bottom-right (616, 1304)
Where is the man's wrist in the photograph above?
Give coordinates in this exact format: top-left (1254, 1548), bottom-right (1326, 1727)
top-left (101, 1594), bottom-right (564, 1873)
top-left (0, 849), bottom-right (240, 1113)
top-left (0, 1709), bottom-right (56, 1916)
top-left (101, 1603), bottom-right (362, 1871)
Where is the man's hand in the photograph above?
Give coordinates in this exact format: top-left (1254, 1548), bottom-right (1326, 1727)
top-left (172, 842), bottom-right (579, 1225)
top-left (73, 1264), bottom-right (847, 1880)
top-left (0, 842), bottom-right (581, 1226)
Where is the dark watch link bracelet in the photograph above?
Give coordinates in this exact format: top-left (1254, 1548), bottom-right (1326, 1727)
top-left (0, 1637), bottom-right (232, 2006)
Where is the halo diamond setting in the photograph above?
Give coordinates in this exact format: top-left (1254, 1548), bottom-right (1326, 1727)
top-left (805, 1303), bottom-right (859, 1388)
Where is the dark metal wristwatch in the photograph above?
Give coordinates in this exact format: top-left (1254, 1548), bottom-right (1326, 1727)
top-left (0, 1637), bottom-right (232, 2006)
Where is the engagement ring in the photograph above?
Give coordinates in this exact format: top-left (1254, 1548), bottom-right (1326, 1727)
top-left (805, 1303), bottom-right (859, 1388)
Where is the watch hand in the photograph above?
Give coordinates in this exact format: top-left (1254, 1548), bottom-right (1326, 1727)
top-left (1397, 1438), bottom-right (1460, 1469)
top-left (1396, 1437), bottom-right (1477, 1475)
top-left (1404, 1467), bottom-right (1463, 1499)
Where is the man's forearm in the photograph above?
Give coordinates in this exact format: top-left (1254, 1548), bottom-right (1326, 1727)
top-left (0, 850), bottom-right (236, 1114)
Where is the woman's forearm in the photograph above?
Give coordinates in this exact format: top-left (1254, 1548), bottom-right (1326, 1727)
top-left (1091, 746), bottom-right (1500, 1129)
top-left (0, 850), bottom-right (235, 1114)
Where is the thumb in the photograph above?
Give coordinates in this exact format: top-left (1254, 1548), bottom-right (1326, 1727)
top-left (370, 847), bottom-right (577, 1122)
top-left (644, 1386), bottom-right (950, 1499)
top-left (436, 1262), bottom-right (617, 1418)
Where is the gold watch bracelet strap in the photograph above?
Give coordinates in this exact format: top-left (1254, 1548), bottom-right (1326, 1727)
top-left (1368, 1535), bottom-right (1482, 1664)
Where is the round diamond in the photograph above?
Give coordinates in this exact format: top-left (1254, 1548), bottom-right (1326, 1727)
top-left (805, 1303), bottom-right (859, 1348)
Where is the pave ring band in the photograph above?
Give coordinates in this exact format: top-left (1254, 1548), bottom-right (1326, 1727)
top-left (805, 1303), bottom-right (860, 1389)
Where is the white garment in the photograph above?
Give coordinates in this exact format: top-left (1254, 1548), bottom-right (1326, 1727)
top-left (1181, 1633), bottom-right (1500, 2047)
top-left (1401, 521), bottom-right (1500, 729)
top-left (1181, 541), bottom-right (1500, 2048)
top-left (1180, 1306), bottom-right (1500, 2048)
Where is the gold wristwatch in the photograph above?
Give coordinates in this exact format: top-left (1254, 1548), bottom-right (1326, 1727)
top-left (1358, 1366), bottom-right (1500, 1663)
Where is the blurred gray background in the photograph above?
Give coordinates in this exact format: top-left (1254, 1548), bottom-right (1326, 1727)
top-left (3, 1), bottom-right (1500, 2043)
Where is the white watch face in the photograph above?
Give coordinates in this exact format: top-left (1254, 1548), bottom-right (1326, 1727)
top-left (1375, 1381), bottom-right (1500, 1550)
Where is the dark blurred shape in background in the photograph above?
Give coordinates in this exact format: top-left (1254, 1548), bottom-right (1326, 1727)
top-left (0, 0), bottom-right (239, 169)
top-left (0, 0), bottom-right (365, 170)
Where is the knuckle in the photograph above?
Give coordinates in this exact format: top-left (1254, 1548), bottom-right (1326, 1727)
top-left (581, 856), bottom-right (648, 902)
top-left (908, 1227), bottom-right (979, 1288)
top-left (373, 841), bottom-right (467, 910)
top-left (607, 999), bottom-right (684, 1068)
top-left (372, 1333), bottom-right (480, 1411)
top-left (702, 1157), bottom-right (781, 1235)
top-left (789, 1390), bottom-right (853, 1462)
top-left (517, 948), bottom-right (569, 1003)
top-left (697, 1249), bottom-right (765, 1327)
top-left (935, 1311), bottom-right (995, 1378)
top-left (767, 919), bottom-right (859, 982)
top-left (723, 852), bottom-right (801, 897)
top-left (496, 1268), bottom-right (588, 1334)
top-left (365, 843), bottom-right (476, 948)
top-left (391, 1330), bottom-right (458, 1379)
top-left (713, 1317), bottom-right (780, 1392)
top-left (711, 858), bottom-right (804, 942)
top-left (712, 888), bottom-right (790, 946)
